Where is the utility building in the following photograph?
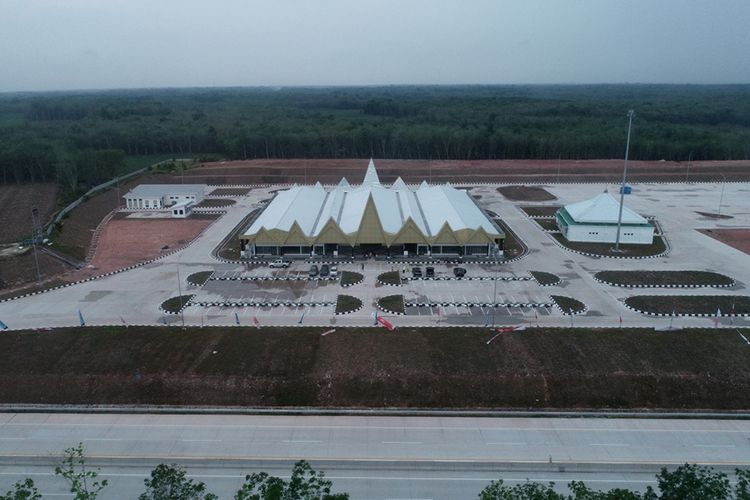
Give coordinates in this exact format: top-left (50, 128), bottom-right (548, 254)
top-left (123, 184), bottom-right (206, 210)
top-left (241, 160), bottom-right (504, 257)
top-left (556, 191), bottom-right (654, 244)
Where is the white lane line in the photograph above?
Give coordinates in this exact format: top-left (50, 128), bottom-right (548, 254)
top-left (485, 442), bottom-right (526, 446)
top-left (694, 444), bottom-right (736, 448)
top-left (282, 440), bottom-right (322, 444)
top-left (83, 438), bottom-right (124, 441)
top-left (181, 439), bottom-right (221, 443)
top-left (590, 443), bottom-right (629, 447)
top-left (382, 441), bottom-right (422, 445)
top-left (0, 437), bottom-right (25, 440)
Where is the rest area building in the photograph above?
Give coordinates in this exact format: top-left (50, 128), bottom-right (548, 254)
top-left (123, 184), bottom-right (206, 210)
top-left (555, 191), bottom-right (654, 245)
top-left (240, 160), bottom-right (504, 258)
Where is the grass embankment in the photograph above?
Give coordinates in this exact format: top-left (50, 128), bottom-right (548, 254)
top-left (552, 233), bottom-right (667, 258)
top-left (551, 295), bottom-right (586, 314)
top-left (626, 295), bottom-right (750, 315)
top-left (530, 271), bottom-right (561, 286)
top-left (378, 295), bottom-right (405, 314)
top-left (1, 326), bottom-right (749, 408)
top-left (377, 271), bottom-right (401, 285)
top-left (160, 295), bottom-right (194, 313)
top-left (187, 271), bottom-right (213, 286)
top-left (340, 271), bottom-right (363, 287)
top-left (335, 295), bottom-right (362, 314)
top-left (215, 208), bottom-right (261, 260)
top-left (597, 271), bottom-right (734, 287)
top-left (496, 220), bottom-right (525, 259)
top-left (497, 186), bottom-right (557, 202)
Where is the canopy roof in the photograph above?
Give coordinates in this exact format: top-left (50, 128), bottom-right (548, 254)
top-left (244, 160), bottom-right (502, 240)
top-left (563, 192), bottom-right (648, 225)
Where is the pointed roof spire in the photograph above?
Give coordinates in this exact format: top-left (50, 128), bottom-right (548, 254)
top-left (337, 177), bottom-right (351, 188)
top-left (418, 180), bottom-right (429, 190)
top-left (362, 158), bottom-right (381, 186)
top-left (392, 176), bottom-right (407, 190)
top-left (314, 181), bottom-right (324, 190)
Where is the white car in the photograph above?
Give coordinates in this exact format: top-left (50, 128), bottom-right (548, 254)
top-left (269, 258), bottom-right (291, 268)
top-left (329, 266), bottom-right (338, 278)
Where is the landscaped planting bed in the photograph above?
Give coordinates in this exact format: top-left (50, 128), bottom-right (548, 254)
top-left (196, 198), bottom-right (236, 208)
top-left (521, 205), bottom-right (561, 217)
top-left (531, 271), bottom-right (561, 286)
top-left (596, 270), bottom-right (734, 287)
top-left (208, 187), bottom-right (251, 196)
top-left (377, 270), bottom-right (402, 286)
top-left (340, 271), bottom-right (364, 287)
top-left (335, 295), bottom-right (362, 314)
top-left (378, 294), bottom-right (405, 314)
top-left (496, 220), bottom-right (526, 259)
top-left (551, 295), bottom-right (586, 314)
top-left (160, 294), bottom-right (194, 314)
top-left (497, 185), bottom-right (557, 201)
top-left (552, 233), bottom-right (667, 258)
top-left (625, 295), bottom-right (750, 316)
top-left (535, 218), bottom-right (559, 231)
top-left (187, 271), bottom-right (213, 286)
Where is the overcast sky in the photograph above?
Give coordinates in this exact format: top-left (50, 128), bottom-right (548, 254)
top-left (1, 0), bottom-right (749, 92)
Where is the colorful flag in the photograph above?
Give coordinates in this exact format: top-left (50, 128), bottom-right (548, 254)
top-left (78, 310), bottom-right (85, 327)
top-left (0, 320), bottom-right (7, 330)
top-left (253, 316), bottom-right (261, 329)
top-left (321, 328), bottom-right (336, 336)
top-left (235, 312), bottom-right (240, 325)
top-left (377, 316), bottom-right (394, 331)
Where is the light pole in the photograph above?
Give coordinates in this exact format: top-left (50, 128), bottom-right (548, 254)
top-left (614, 110), bottom-right (635, 252)
top-left (717, 173), bottom-right (726, 216)
top-left (685, 151), bottom-right (692, 183)
top-left (176, 263), bottom-right (185, 328)
top-left (491, 249), bottom-right (498, 328)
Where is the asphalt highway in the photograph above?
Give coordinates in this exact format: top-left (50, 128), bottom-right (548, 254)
top-left (1, 413), bottom-right (749, 498)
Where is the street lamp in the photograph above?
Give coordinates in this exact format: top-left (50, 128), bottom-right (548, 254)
top-left (717, 173), bottom-right (727, 216)
top-left (685, 151), bottom-right (692, 183)
top-left (614, 110), bottom-right (635, 252)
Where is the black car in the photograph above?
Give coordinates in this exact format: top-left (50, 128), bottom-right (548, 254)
top-left (320, 264), bottom-right (330, 277)
top-left (425, 266), bottom-right (435, 278)
top-left (309, 264), bottom-right (319, 277)
top-left (453, 267), bottom-right (466, 277)
top-left (412, 266), bottom-right (423, 278)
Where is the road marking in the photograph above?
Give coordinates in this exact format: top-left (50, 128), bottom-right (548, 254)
top-left (382, 441), bottom-right (422, 445)
top-left (590, 443), bottom-right (629, 447)
top-left (282, 440), bottom-right (322, 444)
top-left (694, 444), bottom-right (736, 448)
top-left (83, 438), bottom-right (123, 441)
top-left (0, 437), bottom-right (25, 440)
top-left (486, 442), bottom-right (525, 446)
top-left (181, 439), bottom-right (221, 443)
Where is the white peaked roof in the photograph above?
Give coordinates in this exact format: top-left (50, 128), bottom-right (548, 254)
top-left (124, 184), bottom-right (205, 198)
top-left (564, 192), bottom-right (648, 225)
top-left (244, 161), bottom-right (502, 239)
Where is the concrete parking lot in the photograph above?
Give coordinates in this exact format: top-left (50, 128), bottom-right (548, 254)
top-left (1, 181), bottom-right (749, 330)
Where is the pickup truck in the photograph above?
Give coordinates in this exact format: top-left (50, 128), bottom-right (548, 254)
top-left (268, 258), bottom-right (291, 268)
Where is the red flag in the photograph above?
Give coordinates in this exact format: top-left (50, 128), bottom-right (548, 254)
top-left (377, 316), bottom-right (394, 331)
top-left (253, 316), bottom-right (261, 329)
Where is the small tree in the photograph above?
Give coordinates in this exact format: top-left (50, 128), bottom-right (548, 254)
top-left (568, 480), bottom-right (656, 499)
top-left (655, 464), bottom-right (731, 500)
top-left (0, 478), bottom-right (41, 500)
top-left (139, 464), bottom-right (217, 500)
top-left (235, 460), bottom-right (348, 500)
top-left (54, 443), bottom-right (108, 500)
top-left (478, 479), bottom-right (564, 500)
top-left (734, 469), bottom-right (750, 500)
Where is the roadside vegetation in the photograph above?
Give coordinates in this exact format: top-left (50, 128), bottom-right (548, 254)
top-left (6, 443), bottom-right (746, 499)
top-left (377, 270), bottom-right (401, 285)
top-left (186, 271), bottom-right (213, 286)
top-left (1, 326), bottom-right (749, 408)
top-left (552, 233), bottom-right (667, 258)
top-left (378, 294), bottom-right (405, 314)
top-left (551, 295), bottom-right (587, 314)
top-left (521, 206), bottom-right (561, 217)
top-left (335, 295), bottom-right (362, 314)
top-left (596, 270), bottom-right (734, 287)
top-left (530, 271), bottom-right (561, 286)
top-left (626, 295), bottom-right (750, 315)
top-left (160, 295), bottom-right (194, 314)
top-left (339, 271), bottom-right (363, 287)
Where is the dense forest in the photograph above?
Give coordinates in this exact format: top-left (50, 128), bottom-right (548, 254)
top-left (1, 85), bottom-right (749, 189)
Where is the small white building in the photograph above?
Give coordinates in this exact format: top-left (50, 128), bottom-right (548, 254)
top-left (556, 191), bottom-right (654, 245)
top-left (123, 184), bottom-right (206, 210)
top-left (170, 200), bottom-right (195, 218)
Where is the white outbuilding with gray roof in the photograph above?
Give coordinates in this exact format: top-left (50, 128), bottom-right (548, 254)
top-left (123, 184), bottom-right (206, 210)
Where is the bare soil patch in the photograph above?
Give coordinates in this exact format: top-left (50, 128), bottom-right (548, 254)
top-left (0, 183), bottom-right (59, 243)
top-left (1, 326), bottom-right (749, 409)
top-left (700, 228), bottom-right (750, 255)
top-left (208, 187), bottom-right (251, 196)
top-left (551, 295), bottom-right (586, 314)
top-left (596, 270), bottom-right (734, 287)
top-left (696, 211), bottom-right (733, 220)
top-left (521, 206), bottom-right (562, 217)
top-left (530, 271), bottom-right (561, 286)
top-left (0, 250), bottom-right (72, 291)
top-left (182, 159), bottom-right (750, 184)
top-left (497, 185), bottom-right (556, 201)
top-left (626, 295), bottom-right (750, 315)
top-left (195, 198), bottom-right (236, 208)
top-left (89, 217), bottom-right (216, 272)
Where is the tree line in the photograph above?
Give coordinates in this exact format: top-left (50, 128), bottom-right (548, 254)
top-left (1, 85), bottom-right (749, 190)
top-left (2, 443), bottom-right (749, 499)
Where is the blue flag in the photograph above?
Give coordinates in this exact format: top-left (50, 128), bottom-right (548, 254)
top-left (78, 310), bottom-right (86, 327)
top-left (235, 312), bottom-right (240, 325)
top-left (0, 320), bottom-right (7, 330)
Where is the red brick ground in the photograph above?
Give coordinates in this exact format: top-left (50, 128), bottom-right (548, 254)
top-left (699, 228), bottom-right (750, 256)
